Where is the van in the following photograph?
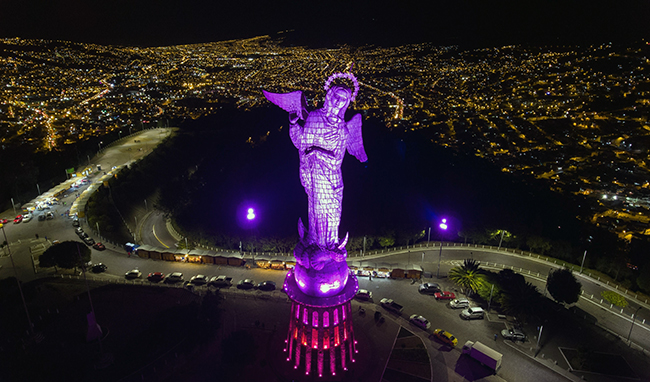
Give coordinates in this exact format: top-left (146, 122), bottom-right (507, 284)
top-left (460, 307), bottom-right (485, 320)
top-left (450, 298), bottom-right (470, 309)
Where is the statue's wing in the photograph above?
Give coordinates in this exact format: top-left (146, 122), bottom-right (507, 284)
top-left (346, 113), bottom-right (368, 162)
top-left (262, 90), bottom-right (308, 120)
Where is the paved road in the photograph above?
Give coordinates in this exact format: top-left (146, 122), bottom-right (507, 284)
top-left (3, 127), bottom-right (649, 381)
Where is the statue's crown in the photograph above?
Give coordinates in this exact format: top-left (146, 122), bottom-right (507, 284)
top-left (324, 72), bottom-right (359, 102)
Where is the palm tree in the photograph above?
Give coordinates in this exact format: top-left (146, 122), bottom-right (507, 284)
top-left (448, 259), bottom-right (486, 296)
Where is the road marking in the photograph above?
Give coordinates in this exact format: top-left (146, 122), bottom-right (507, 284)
top-left (152, 224), bottom-right (170, 248)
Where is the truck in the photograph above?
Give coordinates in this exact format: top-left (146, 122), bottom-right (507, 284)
top-left (380, 298), bottom-right (404, 314)
top-left (461, 340), bottom-right (502, 372)
top-left (209, 275), bottom-right (233, 287)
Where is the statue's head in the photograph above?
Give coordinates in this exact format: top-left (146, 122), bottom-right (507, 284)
top-left (323, 72), bottom-right (359, 120)
top-left (324, 85), bottom-right (352, 119)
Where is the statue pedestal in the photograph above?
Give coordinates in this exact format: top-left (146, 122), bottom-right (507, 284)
top-left (283, 269), bottom-right (359, 377)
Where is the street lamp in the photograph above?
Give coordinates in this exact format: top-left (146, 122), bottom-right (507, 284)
top-left (427, 227), bottom-right (431, 247)
top-left (0, 223), bottom-right (34, 335)
top-left (436, 218), bottom-right (448, 279)
top-left (579, 250), bottom-right (587, 274)
top-left (627, 306), bottom-right (643, 344)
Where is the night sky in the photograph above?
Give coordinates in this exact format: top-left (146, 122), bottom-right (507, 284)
top-left (0, 0), bottom-right (648, 47)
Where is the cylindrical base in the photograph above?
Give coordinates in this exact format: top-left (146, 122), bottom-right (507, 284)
top-left (284, 301), bottom-right (358, 378)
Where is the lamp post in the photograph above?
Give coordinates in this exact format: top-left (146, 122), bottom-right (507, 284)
top-left (246, 207), bottom-right (256, 260)
top-left (427, 227), bottom-right (431, 247)
top-left (436, 218), bottom-right (448, 279)
top-left (96, 222), bottom-right (100, 238)
top-left (627, 306), bottom-right (642, 345)
top-left (0, 223), bottom-right (34, 335)
top-left (497, 230), bottom-right (505, 250)
top-left (579, 250), bottom-right (587, 274)
top-left (535, 325), bottom-right (544, 356)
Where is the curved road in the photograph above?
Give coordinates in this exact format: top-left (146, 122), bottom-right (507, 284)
top-left (3, 127), bottom-right (649, 381)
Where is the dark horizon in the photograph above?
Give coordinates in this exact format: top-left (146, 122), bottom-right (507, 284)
top-left (0, 0), bottom-right (648, 48)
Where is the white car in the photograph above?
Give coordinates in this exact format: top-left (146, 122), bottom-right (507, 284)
top-left (355, 289), bottom-right (373, 301)
top-left (125, 269), bottom-right (142, 279)
top-left (165, 272), bottom-right (184, 283)
top-left (22, 214), bottom-right (33, 223)
top-left (409, 314), bottom-right (431, 330)
top-left (450, 298), bottom-right (470, 309)
top-left (190, 275), bottom-right (208, 285)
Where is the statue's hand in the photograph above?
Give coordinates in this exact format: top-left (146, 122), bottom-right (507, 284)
top-left (289, 112), bottom-right (299, 125)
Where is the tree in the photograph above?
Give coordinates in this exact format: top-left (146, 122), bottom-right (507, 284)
top-left (39, 241), bottom-right (91, 272)
top-left (546, 268), bottom-right (582, 305)
top-left (496, 269), bottom-right (543, 321)
top-left (499, 280), bottom-right (543, 321)
top-left (636, 262), bottom-right (650, 293)
top-left (526, 235), bottom-right (552, 255)
top-left (448, 259), bottom-right (486, 296)
top-left (378, 235), bottom-right (395, 248)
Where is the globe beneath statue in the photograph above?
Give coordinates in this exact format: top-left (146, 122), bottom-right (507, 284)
top-left (293, 244), bottom-right (350, 297)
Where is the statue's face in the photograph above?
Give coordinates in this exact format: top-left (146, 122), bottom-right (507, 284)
top-left (324, 86), bottom-right (351, 117)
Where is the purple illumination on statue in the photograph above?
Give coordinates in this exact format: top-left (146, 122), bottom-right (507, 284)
top-left (265, 72), bottom-right (364, 377)
top-left (264, 72), bottom-right (367, 297)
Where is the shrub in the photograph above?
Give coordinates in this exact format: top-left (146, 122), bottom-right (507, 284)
top-left (600, 290), bottom-right (628, 307)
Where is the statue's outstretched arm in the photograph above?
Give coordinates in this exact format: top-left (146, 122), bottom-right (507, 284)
top-left (346, 113), bottom-right (368, 162)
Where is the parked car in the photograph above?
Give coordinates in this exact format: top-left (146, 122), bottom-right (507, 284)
top-left (209, 275), bottom-right (232, 287)
top-left (0, 218), bottom-right (8, 224)
top-left (450, 298), bottom-right (470, 309)
top-left (165, 272), bottom-right (184, 283)
top-left (432, 329), bottom-right (458, 347)
top-left (147, 272), bottom-right (165, 282)
top-left (190, 275), bottom-right (208, 285)
top-left (13, 215), bottom-right (23, 224)
top-left (460, 307), bottom-right (485, 320)
top-left (72, 219), bottom-right (80, 227)
top-left (91, 263), bottom-right (107, 273)
top-left (237, 279), bottom-right (255, 290)
top-left (38, 214), bottom-right (46, 221)
top-left (418, 282), bottom-right (441, 295)
top-left (125, 269), bottom-right (142, 279)
top-left (83, 237), bottom-right (95, 246)
top-left (501, 328), bottom-right (526, 341)
top-left (45, 212), bottom-right (54, 220)
top-left (75, 227), bottom-right (84, 235)
top-left (434, 291), bottom-right (456, 300)
top-left (257, 281), bottom-right (276, 291)
top-left (409, 314), bottom-right (431, 330)
top-left (22, 214), bottom-right (33, 223)
top-left (92, 242), bottom-right (106, 250)
top-left (380, 298), bottom-right (404, 314)
top-left (355, 289), bottom-right (373, 301)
